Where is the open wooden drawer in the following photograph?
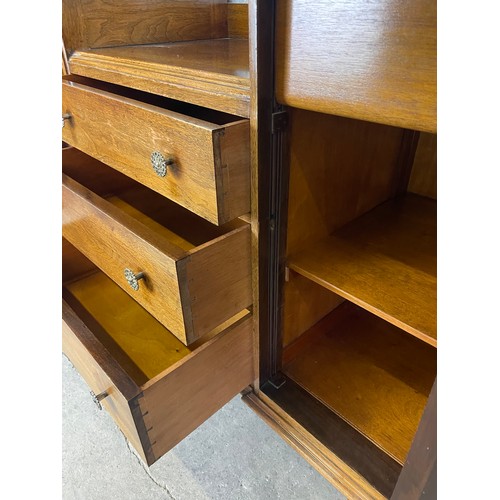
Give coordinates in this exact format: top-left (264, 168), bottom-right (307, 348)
top-left (62, 75), bottom-right (250, 225)
top-left (62, 240), bottom-right (253, 466)
top-left (62, 147), bottom-right (251, 346)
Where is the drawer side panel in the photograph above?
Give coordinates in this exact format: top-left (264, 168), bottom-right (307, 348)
top-left (140, 315), bottom-right (254, 461)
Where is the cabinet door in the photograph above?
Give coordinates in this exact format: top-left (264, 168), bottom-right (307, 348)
top-left (391, 381), bottom-right (437, 499)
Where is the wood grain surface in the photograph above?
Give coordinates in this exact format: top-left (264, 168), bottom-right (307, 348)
top-left (391, 380), bottom-right (437, 499)
top-left (68, 39), bottom-right (250, 117)
top-left (63, 256), bottom-right (254, 466)
top-left (244, 389), bottom-right (388, 500)
top-left (62, 174), bottom-right (252, 345)
top-left (140, 313), bottom-right (254, 460)
top-left (62, 294), bottom-right (150, 463)
top-left (283, 109), bottom-right (406, 346)
top-left (275, 0), bottom-right (436, 132)
top-left (282, 271), bottom-right (344, 347)
top-left (62, 77), bottom-right (250, 224)
top-left (63, 0), bottom-right (228, 53)
top-left (290, 194), bottom-right (437, 346)
top-left (284, 303), bottom-right (437, 465)
top-left (285, 109), bottom-right (406, 259)
top-left (65, 272), bottom-right (193, 384)
top-left (408, 133), bottom-right (437, 199)
top-left (228, 3), bottom-right (248, 38)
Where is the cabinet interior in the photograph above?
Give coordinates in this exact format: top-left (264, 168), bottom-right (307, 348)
top-left (269, 108), bottom-right (437, 495)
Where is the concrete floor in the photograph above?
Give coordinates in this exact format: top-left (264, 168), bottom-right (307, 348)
top-left (62, 355), bottom-right (345, 499)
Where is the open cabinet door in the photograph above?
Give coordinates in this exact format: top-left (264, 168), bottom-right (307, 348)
top-left (391, 381), bottom-right (437, 499)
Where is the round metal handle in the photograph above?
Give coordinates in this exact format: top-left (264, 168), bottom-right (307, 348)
top-left (62, 113), bottom-right (72, 128)
top-left (90, 390), bottom-right (109, 411)
top-left (124, 268), bottom-right (145, 291)
top-left (151, 151), bottom-right (174, 177)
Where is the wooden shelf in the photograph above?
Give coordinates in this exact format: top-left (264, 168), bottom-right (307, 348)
top-left (68, 38), bottom-right (250, 117)
top-left (283, 303), bottom-right (437, 465)
top-left (289, 194), bottom-right (437, 346)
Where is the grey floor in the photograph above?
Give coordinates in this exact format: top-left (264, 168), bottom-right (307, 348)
top-left (62, 355), bottom-right (345, 500)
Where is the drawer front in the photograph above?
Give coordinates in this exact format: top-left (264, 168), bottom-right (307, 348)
top-left (62, 300), bottom-right (152, 463)
top-left (62, 174), bottom-right (252, 345)
top-left (62, 297), bottom-right (254, 466)
top-left (62, 79), bottom-right (250, 225)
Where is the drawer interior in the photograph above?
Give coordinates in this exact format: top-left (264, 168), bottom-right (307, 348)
top-left (63, 240), bottom-right (247, 386)
top-left (63, 149), bottom-right (246, 250)
top-left (64, 75), bottom-right (246, 126)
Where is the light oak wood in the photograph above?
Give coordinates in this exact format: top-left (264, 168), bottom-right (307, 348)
top-left (62, 42), bottom-right (70, 75)
top-left (283, 303), bottom-right (437, 465)
top-left (62, 261), bottom-right (253, 466)
top-left (391, 380), bottom-right (437, 499)
top-left (283, 109), bottom-right (407, 346)
top-left (289, 194), bottom-right (437, 346)
top-left (65, 271), bottom-right (193, 384)
top-left (283, 294), bottom-right (352, 365)
top-left (62, 172), bottom-right (252, 345)
top-left (282, 271), bottom-right (344, 347)
top-left (62, 237), bottom-right (96, 284)
top-left (408, 133), bottom-right (437, 199)
top-left (228, 3), bottom-right (248, 38)
top-left (68, 39), bottom-right (250, 117)
top-left (286, 110), bottom-right (407, 256)
top-left (61, 144), bottom-right (136, 195)
top-left (140, 311), bottom-right (254, 459)
top-left (275, 0), bottom-right (436, 132)
top-left (62, 270), bottom-right (152, 463)
top-left (62, 0), bottom-right (228, 54)
top-left (62, 76), bottom-right (250, 225)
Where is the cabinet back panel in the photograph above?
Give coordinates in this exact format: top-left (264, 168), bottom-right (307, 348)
top-left (63, 0), bottom-right (229, 53)
top-left (283, 272), bottom-right (344, 348)
top-left (286, 109), bottom-right (405, 257)
top-left (227, 3), bottom-right (248, 38)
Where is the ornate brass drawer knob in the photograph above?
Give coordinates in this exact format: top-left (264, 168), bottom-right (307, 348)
top-left (62, 113), bottom-right (72, 128)
top-left (151, 151), bottom-right (174, 177)
top-left (124, 268), bottom-right (145, 291)
top-left (90, 390), bottom-right (109, 411)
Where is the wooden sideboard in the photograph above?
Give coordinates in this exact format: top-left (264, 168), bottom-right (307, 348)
top-left (62, 1), bottom-right (436, 498)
